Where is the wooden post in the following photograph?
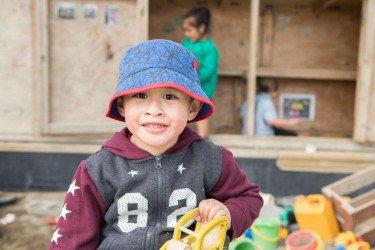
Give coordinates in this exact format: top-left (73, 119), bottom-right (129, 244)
top-left (32, 0), bottom-right (40, 137)
top-left (260, 5), bottom-right (274, 67)
top-left (353, 0), bottom-right (375, 143)
top-left (137, 0), bottom-right (149, 42)
top-left (39, 0), bottom-right (50, 134)
top-left (246, 0), bottom-right (260, 136)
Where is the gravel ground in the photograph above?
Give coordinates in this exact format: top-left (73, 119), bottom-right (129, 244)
top-left (0, 192), bottom-right (65, 250)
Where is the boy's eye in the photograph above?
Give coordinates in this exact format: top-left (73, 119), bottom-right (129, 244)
top-left (163, 94), bottom-right (177, 100)
top-left (134, 93), bottom-right (147, 99)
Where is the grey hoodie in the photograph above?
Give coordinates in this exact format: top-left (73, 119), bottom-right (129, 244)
top-left (49, 127), bottom-right (263, 250)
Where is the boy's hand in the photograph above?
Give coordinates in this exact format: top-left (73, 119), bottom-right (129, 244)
top-left (195, 199), bottom-right (231, 229)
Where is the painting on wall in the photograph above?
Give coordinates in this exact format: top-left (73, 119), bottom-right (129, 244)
top-left (83, 4), bottom-right (98, 19)
top-left (105, 5), bottom-right (120, 25)
top-left (56, 2), bottom-right (75, 19)
top-left (280, 94), bottom-right (315, 120)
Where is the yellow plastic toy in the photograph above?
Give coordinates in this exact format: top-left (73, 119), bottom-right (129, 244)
top-left (335, 231), bottom-right (370, 250)
top-left (335, 231), bottom-right (357, 246)
top-left (159, 208), bottom-right (228, 250)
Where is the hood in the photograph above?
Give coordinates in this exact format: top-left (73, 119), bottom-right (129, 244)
top-left (101, 127), bottom-right (202, 159)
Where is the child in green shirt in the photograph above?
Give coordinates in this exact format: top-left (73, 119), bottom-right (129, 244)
top-left (181, 7), bottom-right (219, 138)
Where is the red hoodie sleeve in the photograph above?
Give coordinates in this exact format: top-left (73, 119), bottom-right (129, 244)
top-left (208, 147), bottom-right (263, 239)
top-left (49, 161), bottom-right (106, 250)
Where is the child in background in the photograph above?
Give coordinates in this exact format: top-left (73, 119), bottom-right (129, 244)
top-left (49, 40), bottom-right (263, 250)
top-left (181, 7), bottom-right (219, 138)
top-left (241, 77), bottom-right (299, 136)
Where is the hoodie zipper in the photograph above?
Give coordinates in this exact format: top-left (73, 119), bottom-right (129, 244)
top-left (146, 156), bottom-right (163, 249)
top-left (155, 156), bottom-right (163, 227)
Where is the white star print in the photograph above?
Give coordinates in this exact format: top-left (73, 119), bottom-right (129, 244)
top-left (59, 203), bottom-right (72, 220)
top-left (51, 228), bottom-right (62, 245)
top-left (128, 170), bottom-right (139, 178)
top-left (177, 163), bottom-right (186, 174)
top-left (67, 179), bottom-right (80, 196)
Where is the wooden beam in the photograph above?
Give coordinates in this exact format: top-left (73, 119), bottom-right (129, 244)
top-left (2, 135), bottom-right (375, 165)
top-left (246, 0), bottom-right (260, 136)
top-left (32, 0), bottom-right (39, 137)
top-left (210, 134), bottom-right (375, 159)
top-left (316, 0), bottom-right (338, 12)
top-left (218, 67), bottom-right (247, 78)
top-left (40, 0), bottom-right (50, 134)
top-left (354, 0), bottom-right (375, 142)
top-left (260, 5), bottom-right (274, 66)
top-left (136, 0), bottom-right (149, 42)
top-left (217, 0), bottom-right (231, 6)
top-left (322, 164), bottom-right (375, 194)
top-left (0, 141), bottom-right (101, 154)
top-left (350, 189), bottom-right (375, 207)
top-left (257, 67), bottom-right (356, 81)
top-left (277, 151), bottom-right (375, 173)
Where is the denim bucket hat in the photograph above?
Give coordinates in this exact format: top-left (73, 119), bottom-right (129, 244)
top-left (106, 39), bottom-right (214, 122)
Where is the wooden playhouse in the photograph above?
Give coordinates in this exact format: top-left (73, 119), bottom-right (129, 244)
top-left (2, 0), bottom-right (375, 242)
top-left (1, 1), bottom-right (375, 173)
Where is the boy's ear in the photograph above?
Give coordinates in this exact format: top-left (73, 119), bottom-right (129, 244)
top-left (116, 97), bottom-right (125, 117)
top-left (188, 99), bottom-right (203, 121)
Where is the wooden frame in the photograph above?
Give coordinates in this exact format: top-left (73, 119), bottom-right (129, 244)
top-left (353, 0), bottom-right (375, 143)
top-left (1, 0), bottom-right (375, 167)
top-left (257, 67), bottom-right (356, 81)
top-left (322, 165), bottom-right (375, 244)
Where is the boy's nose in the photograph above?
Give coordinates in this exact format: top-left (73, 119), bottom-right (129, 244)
top-left (145, 100), bottom-right (163, 116)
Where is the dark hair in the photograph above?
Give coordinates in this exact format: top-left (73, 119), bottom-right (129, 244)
top-left (182, 7), bottom-right (211, 34)
top-left (257, 78), bottom-right (278, 93)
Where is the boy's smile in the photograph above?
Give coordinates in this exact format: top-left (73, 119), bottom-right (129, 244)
top-left (142, 123), bottom-right (167, 129)
top-left (117, 87), bottom-right (201, 155)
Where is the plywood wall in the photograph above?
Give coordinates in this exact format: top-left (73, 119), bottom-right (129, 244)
top-left (49, 0), bottom-right (138, 126)
top-left (260, 4), bottom-right (360, 70)
top-left (0, 0), bottom-right (34, 135)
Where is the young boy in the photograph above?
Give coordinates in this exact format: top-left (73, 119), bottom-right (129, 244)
top-left (49, 39), bottom-right (263, 250)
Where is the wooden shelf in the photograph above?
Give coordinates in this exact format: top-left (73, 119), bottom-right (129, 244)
top-left (257, 67), bottom-right (357, 81)
top-left (218, 67), bottom-right (247, 78)
top-left (218, 67), bottom-right (357, 81)
top-left (276, 150), bottom-right (375, 173)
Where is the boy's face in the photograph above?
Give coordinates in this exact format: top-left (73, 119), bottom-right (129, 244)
top-left (117, 87), bottom-right (201, 155)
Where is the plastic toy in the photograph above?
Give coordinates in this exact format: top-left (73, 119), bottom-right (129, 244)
top-left (335, 231), bottom-right (357, 246)
top-left (335, 231), bottom-right (370, 250)
top-left (285, 230), bottom-right (324, 250)
top-left (250, 218), bottom-right (288, 250)
top-left (229, 237), bottom-right (262, 250)
top-left (159, 208), bottom-right (228, 250)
